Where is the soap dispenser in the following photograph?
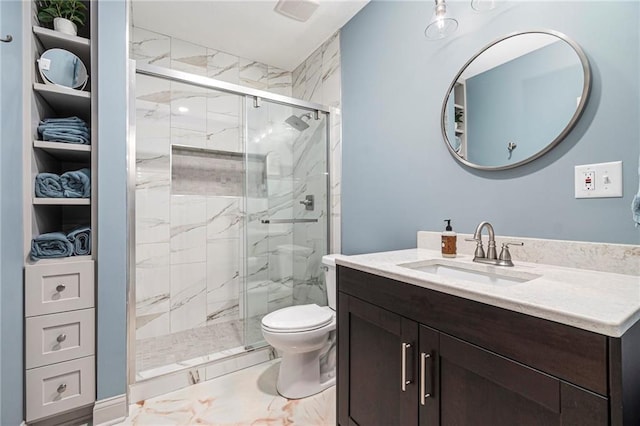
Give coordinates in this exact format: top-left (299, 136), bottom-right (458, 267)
top-left (442, 219), bottom-right (457, 258)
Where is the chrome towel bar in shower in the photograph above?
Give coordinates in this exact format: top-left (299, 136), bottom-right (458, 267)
top-left (261, 218), bottom-right (318, 224)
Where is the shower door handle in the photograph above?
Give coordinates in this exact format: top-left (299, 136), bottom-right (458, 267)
top-left (0, 35), bottom-right (12, 43)
top-left (261, 218), bottom-right (318, 224)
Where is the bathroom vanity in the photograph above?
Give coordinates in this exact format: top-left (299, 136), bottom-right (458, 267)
top-left (336, 249), bottom-right (640, 426)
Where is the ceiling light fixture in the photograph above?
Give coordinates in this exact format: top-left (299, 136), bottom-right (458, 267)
top-left (471, 0), bottom-right (497, 12)
top-left (425, 0), bottom-right (458, 41)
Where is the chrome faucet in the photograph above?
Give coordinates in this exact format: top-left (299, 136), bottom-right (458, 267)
top-left (466, 221), bottom-right (523, 267)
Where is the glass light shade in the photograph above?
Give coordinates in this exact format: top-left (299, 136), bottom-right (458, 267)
top-left (425, 17), bottom-right (458, 40)
top-left (471, 0), bottom-right (497, 12)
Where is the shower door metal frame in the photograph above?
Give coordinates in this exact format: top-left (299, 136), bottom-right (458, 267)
top-left (126, 61), bottom-right (334, 387)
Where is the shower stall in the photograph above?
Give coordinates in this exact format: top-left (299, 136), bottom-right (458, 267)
top-left (129, 63), bottom-right (330, 386)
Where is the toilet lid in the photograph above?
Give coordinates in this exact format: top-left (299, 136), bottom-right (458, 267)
top-left (262, 304), bottom-right (333, 332)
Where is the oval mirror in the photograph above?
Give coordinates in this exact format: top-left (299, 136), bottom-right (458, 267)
top-left (37, 48), bottom-right (88, 90)
top-left (442, 30), bottom-right (591, 170)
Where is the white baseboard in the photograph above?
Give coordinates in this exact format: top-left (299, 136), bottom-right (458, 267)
top-left (92, 394), bottom-right (128, 426)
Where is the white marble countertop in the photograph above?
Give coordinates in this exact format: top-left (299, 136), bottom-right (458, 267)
top-left (336, 248), bottom-right (640, 338)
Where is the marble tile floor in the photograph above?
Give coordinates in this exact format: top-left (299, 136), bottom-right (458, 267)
top-left (118, 359), bottom-right (336, 425)
top-left (137, 320), bottom-right (243, 373)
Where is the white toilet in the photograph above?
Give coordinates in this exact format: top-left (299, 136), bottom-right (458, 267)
top-left (261, 254), bottom-right (341, 399)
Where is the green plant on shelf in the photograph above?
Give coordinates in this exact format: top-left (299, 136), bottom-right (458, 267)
top-left (37, 0), bottom-right (87, 28)
top-left (455, 110), bottom-right (464, 124)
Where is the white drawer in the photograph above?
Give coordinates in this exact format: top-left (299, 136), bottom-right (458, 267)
top-left (25, 356), bottom-right (95, 422)
top-left (26, 309), bottom-right (95, 369)
top-left (25, 261), bottom-right (94, 317)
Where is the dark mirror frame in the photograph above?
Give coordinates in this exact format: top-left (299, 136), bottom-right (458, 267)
top-left (441, 30), bottom-right (592, 171)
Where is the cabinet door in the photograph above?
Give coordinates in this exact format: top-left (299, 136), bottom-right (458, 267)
top-left (435, 333), bottom-right (607, 426)
top-left (338, 293), bottom-right (418, 426)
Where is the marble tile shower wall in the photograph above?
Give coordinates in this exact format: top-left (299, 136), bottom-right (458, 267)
top-left (131, 27), bottom-right (293, 344)
top-left (292, 31), bottom-right (342, 304)
top-left (291, 119), bottom-right (328, 307)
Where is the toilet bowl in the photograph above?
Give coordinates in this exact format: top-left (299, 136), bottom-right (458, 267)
top-left (261, 254), bottom-right (342, 399)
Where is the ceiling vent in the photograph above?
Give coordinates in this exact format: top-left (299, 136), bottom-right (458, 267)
top-left (274, 0), bottom-right (320, 22)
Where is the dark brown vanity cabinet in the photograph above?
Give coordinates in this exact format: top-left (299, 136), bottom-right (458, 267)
top-left (337, 266), bottom-right (640, 426)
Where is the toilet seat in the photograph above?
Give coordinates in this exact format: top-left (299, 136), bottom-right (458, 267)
top-left (262, 304), bottom-right (333, 333)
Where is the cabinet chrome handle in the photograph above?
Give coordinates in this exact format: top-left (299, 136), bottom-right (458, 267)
top-left (56, 284), bottom-right (66, 292)
top-left (56, 333), bottom-right (67, 343)
top-left (401, 342), bottom-right (411, 391)
top-left (57, 383), bottom-right (67, 393)
top-left (420, 352), bottom-right (432, 405)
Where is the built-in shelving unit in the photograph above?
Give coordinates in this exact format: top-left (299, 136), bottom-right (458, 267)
top-left (454, 82), bottom-right (467, 158)
top-left (32, 25), bottom-right (91, 66)
top-left (33, 140), bottom-right (91, 162)
top-left (33, 198), bottom-right (91, 206)
top-left (33, 83), bottom-right (91, 119)
top-left (28, 10), bottom-right (94, 243)
top-left (23, 1), bottom-right (97, 423)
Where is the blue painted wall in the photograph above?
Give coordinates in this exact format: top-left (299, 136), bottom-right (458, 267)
top-left (97, 0), bottom-right (128, 400)
top-left (1, 2), bottom-right (4, 418)
top-left (341, 1), bottom-right (640, 254)
top-left (0, 1), bottom-right (23, 424)
top-left (466, 41), bottom-right (582, 166)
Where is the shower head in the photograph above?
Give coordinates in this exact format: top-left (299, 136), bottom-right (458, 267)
top-left (285, 113), bottom-right (312, 132)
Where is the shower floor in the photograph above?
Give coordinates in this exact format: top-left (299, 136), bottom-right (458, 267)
top-left (136, 319), bottom-right (244, 375)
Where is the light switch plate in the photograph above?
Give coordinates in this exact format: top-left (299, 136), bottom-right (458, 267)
top-left (574, 161), bottom-right (623, 198)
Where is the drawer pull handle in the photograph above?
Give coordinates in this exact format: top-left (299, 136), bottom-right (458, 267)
top-left (57, 383), bottom-right (67, 394)
top-left (401, 342), bottom-right (412, 391)
top-left (56, 284), bottom-right (66, 292)
top-left (56, 334), bottom-right (67, 343)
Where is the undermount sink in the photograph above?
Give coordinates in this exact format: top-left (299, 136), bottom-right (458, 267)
top-left (398, 260), bottom-right (540, 286)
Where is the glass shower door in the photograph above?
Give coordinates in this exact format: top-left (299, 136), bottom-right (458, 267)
top-left (134, 72), bottom-right (247, 378)
top-left (243, 98), bottom-right (329, 348)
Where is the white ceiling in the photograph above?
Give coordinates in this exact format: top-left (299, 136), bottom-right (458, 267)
top-left (131, 0), bottom-right (369, 71)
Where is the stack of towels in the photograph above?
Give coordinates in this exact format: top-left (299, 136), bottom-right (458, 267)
top-left (38, 116), bottom-right (90, 145)
top-left (31, 226), bottom-right (91, 260)
top-left (35, 168), bottom-right (90, 198)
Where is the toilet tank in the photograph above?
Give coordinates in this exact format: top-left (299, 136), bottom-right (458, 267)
top-left (322, 254), bottom-right (345, 310)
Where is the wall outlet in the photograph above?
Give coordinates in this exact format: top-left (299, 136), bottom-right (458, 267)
top-left (583, 171), bottom-right (595, 191)
top-left (574, 161), bottom-right (623, 198)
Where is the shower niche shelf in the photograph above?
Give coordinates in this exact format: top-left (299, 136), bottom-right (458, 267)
top-left (171, 144), bottom-right (267, 197)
